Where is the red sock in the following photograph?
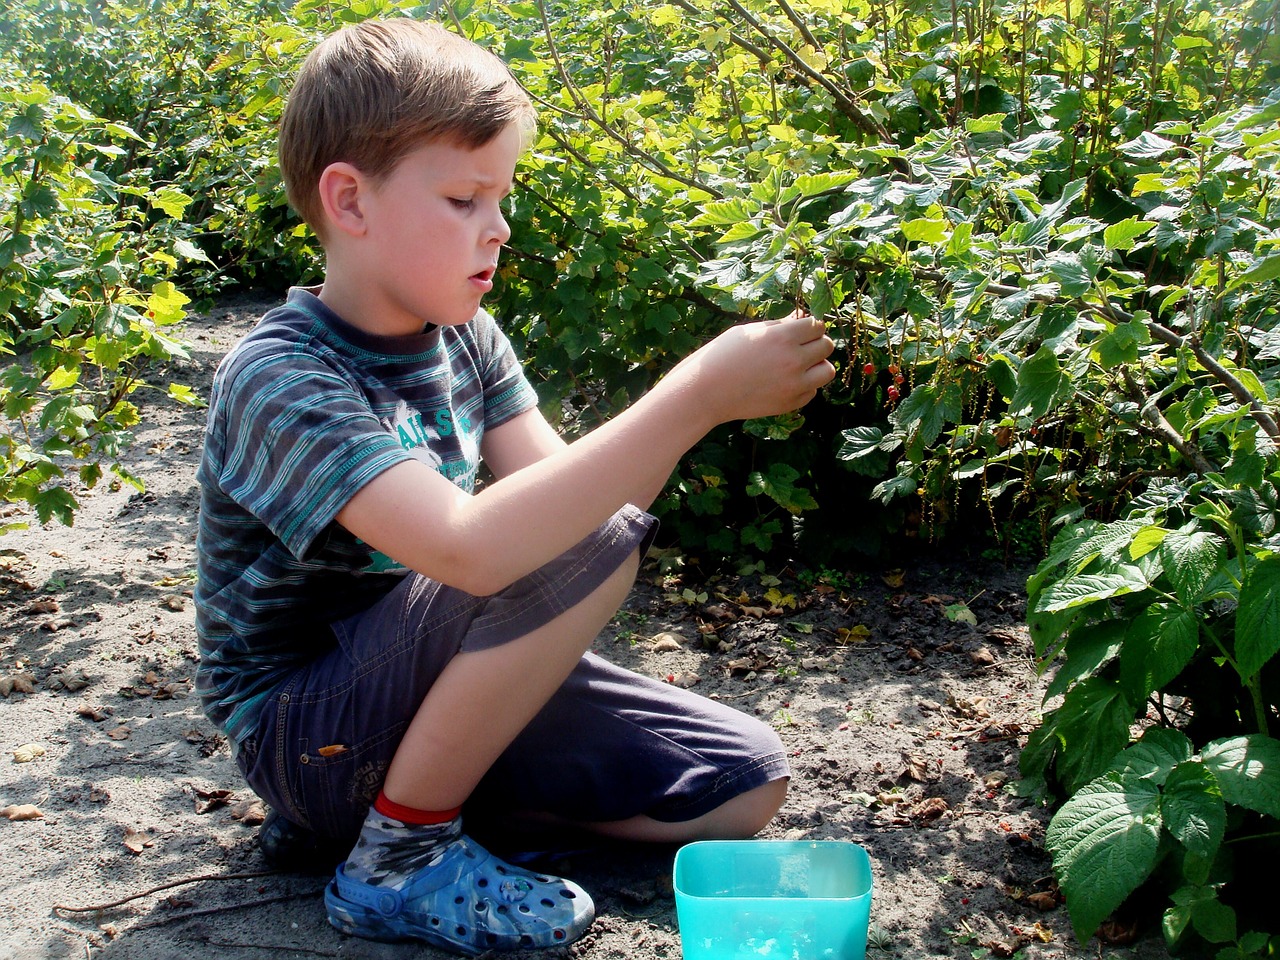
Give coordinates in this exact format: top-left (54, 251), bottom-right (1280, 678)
top-left (373, 790), bottom-right (461, 826)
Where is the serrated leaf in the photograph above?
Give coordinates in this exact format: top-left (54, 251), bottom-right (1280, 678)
top-left (1103, 217), bottom-right (1156, 251)
top-left (1160, 761), bottom-right (1225, 860)
top-left (1039, 677), bottom-right (1136, 791)
top-left (1226, 253), bottom-right (1280, 292)
top-left (1128, 525), bottom-right (1167, 560)
top-left (1119, 131), bottom-right (1179, 159)
top-left (1201, 735), bottom-right (1280, 819)
top-left (965, 113), bottom-right (1007, 133)
top-left (1009, 346), bottom-right (1069, 418)
top-left (690, 198), bottom-right (759, 227)
top-left (150, 186), bottom-right (192, 219)
top-left (1108, 727), bottom-right (1193, 785)
top-left (901, 217), bottom-right (948, 244)
top-left (1118, 604), bottom-right (1199, 703)
top-left (1046, 620), bottom-right (1126, 699)
top-left (837, 425), bottom-right (896, 460)
top-left (1046, 773), bottom-right (1162, 943)
top-left (1034, 567), bottom-right (1148, 613)
top-left (1236, 555), bottom-right (1280, 679)
top-left (1158, 526), bottom-right (1225, 602)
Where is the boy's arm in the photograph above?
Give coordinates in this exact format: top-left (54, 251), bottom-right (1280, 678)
top-left (336, 314), bottom-right (833, 596)
top-left (479, 408), bottom-right (567, 479)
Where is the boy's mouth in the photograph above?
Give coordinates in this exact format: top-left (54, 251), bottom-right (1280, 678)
top-left (470, 267), bottom-right (496, 293)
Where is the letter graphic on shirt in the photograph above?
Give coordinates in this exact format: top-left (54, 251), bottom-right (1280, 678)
top-left (382, 400), bottom-right (443, 469)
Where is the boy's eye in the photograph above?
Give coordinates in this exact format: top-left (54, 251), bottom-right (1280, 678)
top-left (449, 197), bottom-right (474, 211)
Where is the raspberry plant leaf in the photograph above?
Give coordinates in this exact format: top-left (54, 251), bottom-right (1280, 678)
top-left (1045, 772), bottom-right (1162, 944)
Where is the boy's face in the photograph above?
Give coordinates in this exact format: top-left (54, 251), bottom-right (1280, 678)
top-left (357, 123), bottom-right (521, 332)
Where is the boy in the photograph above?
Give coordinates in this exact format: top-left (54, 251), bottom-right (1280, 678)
top-left (195, 17), bottom-right (835, 956)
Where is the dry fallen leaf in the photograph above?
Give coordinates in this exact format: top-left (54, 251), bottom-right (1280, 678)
top-left (193, 787), bottom-right (236, 814)
top-left (161, 595), bottom-right (186, 612)
top-left (968, 646), bottom-right (996, 665)
top-left (1026, 891), bottom-right (1059, 911)
top-left (230, 798), bottom-right (266, 825)
top-left (881, 568), bottom-right (906, 588)
top-left (650, 632), bottom-right (683, 652)
top-left (901, 753), bottom-right (931, 782)
top-left (0, 673), bottom-right (36, 697)
top-left (1, 804), bottom-right (43, 821)
top-left (122, 827), bottom-right (153, 854)
top-left (57, 669), bottom-right (92, 692)
top-left (106, 726), bottom-right (132, 741)
top-left (76, 704), bottom-right (113, 722)
top-left (836, 624), bottom-right (871, 645)
top-left (670, 670), bottom-right (701, 689)
top-left (317, 743), bottom-right (349, 757)
top-left (12, 742), bottom-right (46, 763)
top-left (913, 797), bottom-right (949, 821)
top-left (24, 598), bottom-right (59, 615)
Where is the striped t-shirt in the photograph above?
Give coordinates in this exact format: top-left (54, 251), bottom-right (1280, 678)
top-left (194, 288), bottom-right (539, 746)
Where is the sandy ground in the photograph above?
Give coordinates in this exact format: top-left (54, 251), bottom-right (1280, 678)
top-left (0, 294), bottom-right (1170, 960)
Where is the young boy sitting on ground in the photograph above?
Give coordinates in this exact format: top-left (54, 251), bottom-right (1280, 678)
top-left (195, 17), bottom-right (835, 955)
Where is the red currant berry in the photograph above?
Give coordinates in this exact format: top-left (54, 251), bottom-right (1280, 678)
top-left (887, 385), bottom-right (900, 401)
top-left (888, 363), bottom-right (900, 375)
top-left (862, 362), bottom-right (875, 376)
top-left (894, 373), bottom-right (905, 385)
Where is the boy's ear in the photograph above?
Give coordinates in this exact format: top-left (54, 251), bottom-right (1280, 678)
top-left (317, 162), bottom-right (370, 238)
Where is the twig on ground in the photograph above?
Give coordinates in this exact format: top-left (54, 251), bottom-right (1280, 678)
top-left (126, 888), bottom-right (325, 932)
top-left (53, 869), bottom-right (279, 914)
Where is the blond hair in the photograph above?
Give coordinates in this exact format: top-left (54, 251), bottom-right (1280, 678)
top-left (278, 19), bottom-right (536, 236)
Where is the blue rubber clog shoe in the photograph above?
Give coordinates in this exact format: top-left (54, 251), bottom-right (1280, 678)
top-left (324, 833), bottom-right (594, 955)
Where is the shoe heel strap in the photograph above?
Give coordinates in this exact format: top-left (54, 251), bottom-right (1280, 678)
top-left (334, 864), bottom-right (405, 918)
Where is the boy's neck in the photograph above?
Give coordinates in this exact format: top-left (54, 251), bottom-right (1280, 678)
top-left (317, 269), bottom-right (434, 338)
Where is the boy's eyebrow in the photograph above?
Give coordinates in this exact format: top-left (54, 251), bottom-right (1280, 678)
top-left (455, 174), bottom-right (515, 195)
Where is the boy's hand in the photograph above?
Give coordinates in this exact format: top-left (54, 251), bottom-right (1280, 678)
top-left (673, 311), bottom-right (836, 425)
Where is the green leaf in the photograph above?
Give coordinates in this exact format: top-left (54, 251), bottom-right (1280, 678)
top-left (33, 485), bottom-right (79, 526)
top-left (173, 238), bottom-right (211, 262)
top-left (894, 381), bottom-right (960, 448)
top-left (1160, 761), bottom-right (1225, 861)
top-left (965, 113), bottom-right (1007, 133)
top-left (1034, 567), bottom-right (1149, 613)
top-left (1128, 525), bottom-right (1167, 560)
top-left (1119, 132), bottom-right (1180, 159)
top-left (1108, 727), bottom-right (1193, 785)
top-left (150, 186), bottom-right (193, 219)
top-left (837, 425), bottom-right (898, 460)
top-left (1235, 554), bottom-right (1280, 679)
top-left (747, 464), bottom-right (818, 514)
top-left (1118, 604), bottom-right (1200, 703)
top-left (1201, 735), bottom-right (1280, 819)
top-left (1045, 772), bottom-right (1162, 943)
top-left (1159, 526), bottom-right (1226, 603)
top-left (901, 217), bottom-right (948, 244)
top-left (1103, 217), bottom-right (1156, 251)
top-left (1046, 619), bottom-right (1126, 699)
top-left (167, 383), bottom-right (206, 408)
top-left (1225, 252), bottom-right (1280, 292)
top-left (1040, 677), bottom-right (1137, 791)
top-left (1009, 346), bottom-right (1069, 418)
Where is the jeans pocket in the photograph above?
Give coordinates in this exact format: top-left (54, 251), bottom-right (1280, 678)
top-left (294, 721), bottom-right (408, 838)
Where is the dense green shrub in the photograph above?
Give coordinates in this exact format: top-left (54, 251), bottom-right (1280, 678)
top-left (3, 0), bottom-right (1278, 948)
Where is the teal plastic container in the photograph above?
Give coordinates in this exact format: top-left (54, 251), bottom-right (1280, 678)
top-left (673, 840), bottom-right (873, 960)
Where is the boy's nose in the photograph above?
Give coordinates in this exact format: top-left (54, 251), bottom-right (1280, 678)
top-left (489, 211), bottom-right (511, 246)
